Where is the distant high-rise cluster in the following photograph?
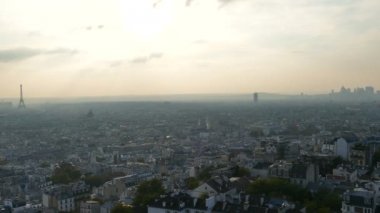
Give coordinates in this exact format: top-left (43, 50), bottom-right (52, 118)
top-left (335, 86), bottom-right (377, 96)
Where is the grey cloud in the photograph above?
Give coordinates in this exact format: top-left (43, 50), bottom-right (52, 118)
top-left (130, 52), bottom-right (164, 64)
top-left (186, 0), bottom-right (194, 7)
top-left (85, 25), bottom-right (104, 31)
top-left (219, 0), bottom-right (239, 4)
top-left (45, 48), bottom-right (77, 55)
top-left (185, 0), bottom-right (238, 8)
top-left (0, 47), bottom-right (78, 63)
top-left (188, 0), bottom-right (243, 7)
top-left (153, 0), bottom-right (162, 8)
top-left (130, 57), bottom-right (149, 64)
top-left (194, 39), bottom-right (207, 44)
top-left (109, 61), bottom-right (123, 67)
top-left (0, 48), bottom-right (41, 62)
top-left (218, 0), bottom-right (242, 8)
top-left (292, 50), bottom-right (306, 54)
top-left (27, 31), bottom-right (42, 37)
top-left (149, 53), bottom-right (163, 59)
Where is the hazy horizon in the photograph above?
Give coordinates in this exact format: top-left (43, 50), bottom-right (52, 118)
top-left (1, 91), bottom-right (379, 106)
top-left (0, 90), bottom-right (346, 100)
top-left (1, 0), bottom-right (379, 97)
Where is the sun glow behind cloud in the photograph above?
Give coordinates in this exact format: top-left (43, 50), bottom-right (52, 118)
top-left (119, 0), bottom-right (175, 39)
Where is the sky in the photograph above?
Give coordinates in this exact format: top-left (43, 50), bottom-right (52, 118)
top-left (0, 0), bottom-right (379, 98)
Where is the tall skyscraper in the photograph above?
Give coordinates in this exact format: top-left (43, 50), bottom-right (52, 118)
top-left (253, 92), bottom-right (258, 103)
top-left (365, 86), bottom-right (375, 95)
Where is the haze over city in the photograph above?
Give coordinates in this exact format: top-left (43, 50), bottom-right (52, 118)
top-left (4, 1), bottom-right (380, 213)
top-left (1, 0), bottom-right (379, 98)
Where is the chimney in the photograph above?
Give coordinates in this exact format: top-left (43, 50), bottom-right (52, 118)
top-left (180, 202), bottom-right (185, 208)
top-left (244, 202), bottom-right (249, 211)
top-left (222, 201), bottom-right (227, 210)
top-left (260, 196), bottom-right (264, 206)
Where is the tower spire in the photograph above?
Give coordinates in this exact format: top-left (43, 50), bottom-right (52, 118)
top-left (18, 84), bottom-right (26, 108)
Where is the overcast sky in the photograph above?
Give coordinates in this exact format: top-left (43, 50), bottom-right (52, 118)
top-left (0, 0), bottom-right (379, 98)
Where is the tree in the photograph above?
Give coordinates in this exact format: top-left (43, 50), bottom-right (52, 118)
top-left (372, 149), bottom-right (380, 167)
top-left (136, 158), bottom-right (145, 163)
top-left (249, 127), bottom-right (264, 137)
top-left (51, 162), bottom-right (81, 184)
top-left (248, 178), bottom-right (310, 204)
top-left (0, 159), bottom-right (8, 166)
top-left (133, 179), bottom-right (165, 208)
top-left (277, 144), bottom-right (286, 160)
top-left (200, 192), bottom-right (209, 200)
top-left (232, 166), bottom-right (251, 177)
top-left (305, 189), bottom-right (342, 213)
top-left (111, 203), bottom-right (133, 213)
top-left (320, 156), bottom-right (346, 176)
top-left (311, 188), bottom-right (341, 212)
top-left (39, 162), bottom-right (50, 168)
top-left (198, 167), bottom-right (212, 181)
top-left (185, 177), bottom-right (200, 189)
top-left (84, 175), bottom-right (106, 187)
top-left (84, 172), bottom-right (126, 187)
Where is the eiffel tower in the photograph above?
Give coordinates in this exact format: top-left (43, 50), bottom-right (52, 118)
top-left (18, 84), bottom-right (26, 108)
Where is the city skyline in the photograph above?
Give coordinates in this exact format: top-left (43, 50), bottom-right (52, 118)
top-left (0, 0), bottom-right (379, 97)
top-left (0, 84), bottom-right (380, 102)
